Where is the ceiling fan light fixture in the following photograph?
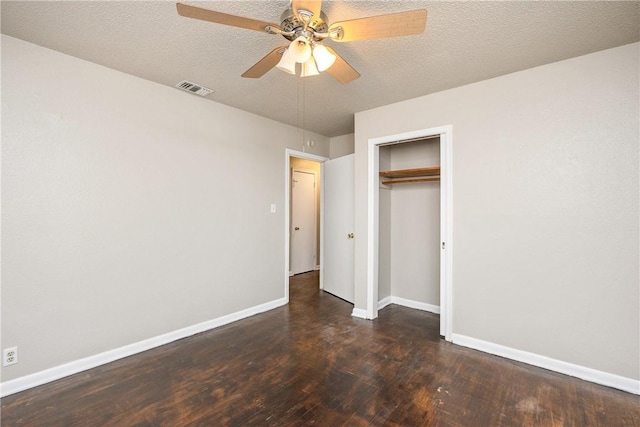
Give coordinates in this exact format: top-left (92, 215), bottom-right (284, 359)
top-left (301, 58), bottom-right (320, 77)
top-left (312, 44), bottom-right (336, 72)
top-left (177, 2), bottom-right (428, 84)
top-left (276, 48), bottom-right (297, 74)
top-left (289, 36), bottom-right (312, 63)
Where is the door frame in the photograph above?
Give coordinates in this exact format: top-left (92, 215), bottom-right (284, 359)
top-left (366, 125), bottom-right (453, 341)
top-left (284, 149), bottom-right (329, 302)
top-left (290, 167), bottom-right (318, 276)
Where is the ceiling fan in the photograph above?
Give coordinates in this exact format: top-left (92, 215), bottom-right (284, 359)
top-left (176, 1), bottom-right (427, 84)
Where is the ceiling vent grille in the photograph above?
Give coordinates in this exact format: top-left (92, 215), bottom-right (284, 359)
top-left (175, 80), bottom-right (214, 97)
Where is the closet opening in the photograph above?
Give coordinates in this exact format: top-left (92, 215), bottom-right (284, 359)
top-left (378, 136), bottom-right (441, 319)
top-left (366, 126), bottom-right (453, 340)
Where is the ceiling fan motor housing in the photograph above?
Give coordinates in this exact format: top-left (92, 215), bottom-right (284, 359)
top-left (279, 8), bottom-right (329, 41)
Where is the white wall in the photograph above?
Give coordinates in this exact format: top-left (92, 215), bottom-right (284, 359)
top-left (329, 133), bottom-right (355, 159)
top-left (354, 43), bottom-right (639, 381)
top-left (1, 35), bottom-right (329, 382)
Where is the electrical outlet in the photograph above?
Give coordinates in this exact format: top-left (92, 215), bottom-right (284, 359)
top-left (3, 347), bottom-right (18, 366)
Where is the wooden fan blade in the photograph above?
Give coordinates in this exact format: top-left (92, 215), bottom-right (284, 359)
top-left (176, 3), bottom-right (280, 33)
top-left (292, 0), bottom-right (322, 20)
top-left (329, 9), bottom-right (427, 42)
top-left (324, 47), bottom-right (360, 84)
top-left (241, 47), bottom-right (287, 78)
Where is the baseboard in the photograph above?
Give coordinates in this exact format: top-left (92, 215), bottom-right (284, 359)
top-left (351, 308), bottom-right (368, 319)
top-left (452, 334), bottom-right (640, 395)
top-left (0, 297), bottom-right (288, 397)
top-left (378, 296), bottom-right (393, 310)
top-left (314, 265), bottom-right (320, 271)
top-left (378, 296), bottom-right (440, 314)
top-left (289, 271), bottom-right (294, 277)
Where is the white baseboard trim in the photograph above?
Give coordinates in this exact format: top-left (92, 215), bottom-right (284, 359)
top-left (0, 297), bottom-right (288, 398)
top-left (289, 271), bottom-right (294, 277)
top-left (392, 296), bottom-right (440, 314)
top-left (452, 333), bottom-right (640, 395)
top-left (378, 296), bottom-right (393, 310)
top-left (314, 265), bottom-right (320, 271)
top-left (378, 296), bottom-right (440, 314)
top-left (351, 308), bottom-right (368, 319)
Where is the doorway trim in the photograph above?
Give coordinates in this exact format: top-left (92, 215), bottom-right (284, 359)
top-left (366, 125), bottom-right (453, 341)
top-left (285, 149), bottom-right (329, 303)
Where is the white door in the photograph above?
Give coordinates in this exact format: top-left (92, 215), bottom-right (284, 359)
top-left (323, 154), bottom-right (355, 303)
top-left (291, 170), bottom-right (316, 275)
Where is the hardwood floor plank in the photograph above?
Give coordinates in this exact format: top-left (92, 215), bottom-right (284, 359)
top-left (2, 271), bottom-right (639, 426)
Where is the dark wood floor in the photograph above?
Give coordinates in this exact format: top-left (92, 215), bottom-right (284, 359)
top-left (2, 271), bottom-right (639, 426)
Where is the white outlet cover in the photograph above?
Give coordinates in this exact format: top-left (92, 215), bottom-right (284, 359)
top-left (3, 346), bottom-right (18, 366)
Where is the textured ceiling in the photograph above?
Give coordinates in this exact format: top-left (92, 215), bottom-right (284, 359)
top-left (2, 1), bottom-right (639, 137)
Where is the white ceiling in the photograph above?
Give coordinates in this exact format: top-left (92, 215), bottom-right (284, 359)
top-left (2, 1), bottom-right (638, 137)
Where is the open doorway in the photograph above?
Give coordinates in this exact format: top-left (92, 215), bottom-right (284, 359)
top-left (284, 149), bottom-right (356, 306)
top-left (290, 159), bottom-right (321, 276)
top-left (377, 137), bottom-right (441, 316)
top-left (366, 126), bottom-right (453, 340)
top-left (284, 150), bottom-right (328, 302)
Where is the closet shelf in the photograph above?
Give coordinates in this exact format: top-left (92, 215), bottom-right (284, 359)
top-left (379, 166), bottom-right (440, 185)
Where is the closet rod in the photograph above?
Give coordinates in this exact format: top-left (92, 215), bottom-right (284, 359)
top-left (381, 177), bottom-right (440, 185)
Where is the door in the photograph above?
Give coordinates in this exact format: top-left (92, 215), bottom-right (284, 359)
top-left (323, 154), bottom-right (355, 303)
top-left (291, 169), bottom-right (316, 275)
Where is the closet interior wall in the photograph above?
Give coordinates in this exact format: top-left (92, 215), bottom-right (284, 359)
top-left (378, 138), bottom-right (441, 308)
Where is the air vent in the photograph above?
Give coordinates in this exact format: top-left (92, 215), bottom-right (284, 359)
top-left (175, 80), bottom-right (214, 97)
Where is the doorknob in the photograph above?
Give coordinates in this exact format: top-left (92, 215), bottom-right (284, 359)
top-left (347, 233), bottom-right (354, 239)
top-left (295, 227), bottom-right (300, 231)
